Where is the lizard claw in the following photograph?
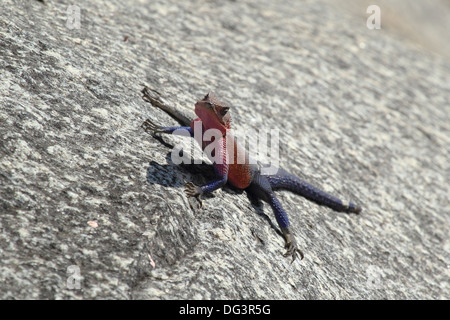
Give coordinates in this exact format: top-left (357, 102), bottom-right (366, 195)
top-left (185, 182), bottom-right (203, 207)
top-left (141, 86), bottom-right (161, 104)
top-left (281, 228), bottom-right (304, 262)
top-left (141, 118), bottom-right (163, 134)
top-left (283, 240), bottom-right (304, 263)
top-left (141, 86), bottom-right (169, 110)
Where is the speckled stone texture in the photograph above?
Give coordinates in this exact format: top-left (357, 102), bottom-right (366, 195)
top-left (0, 0), bottom-right (448, 299)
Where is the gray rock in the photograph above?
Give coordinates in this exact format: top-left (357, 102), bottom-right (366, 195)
top-left (0, 0), bottom-right (448, 299)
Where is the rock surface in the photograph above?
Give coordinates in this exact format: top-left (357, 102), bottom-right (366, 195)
top-left (0, 0), bottom-right (448, 299)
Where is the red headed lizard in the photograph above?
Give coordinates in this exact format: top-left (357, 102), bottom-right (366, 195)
top-left (141, 87), bottom-right (361, 261)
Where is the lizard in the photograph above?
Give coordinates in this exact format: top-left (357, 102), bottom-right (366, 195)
top-left (140, 87), bottom-right (362, 261)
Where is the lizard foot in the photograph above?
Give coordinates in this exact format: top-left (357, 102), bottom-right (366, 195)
top-left (185, 182), bottom-right (203, 207)
top-left (141, 86), bottom-right (161, 104)
top-left (283, 240), bottom-right (304, 263)
top-left (141, 118), bottom-right (163, 134)
top-left (141, 86), bottom-right (169, 110)
top-left (281, 228), bottom-right (304, 262)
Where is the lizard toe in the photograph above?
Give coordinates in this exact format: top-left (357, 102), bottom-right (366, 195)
top-left (185, 182), bottom-right (203, 207)
top-left (141, 118), bottom-right (162, 134)
top-left (283, 237), bottom-right (304, 262)
top-left (185, 182), bottom-right (202, 197)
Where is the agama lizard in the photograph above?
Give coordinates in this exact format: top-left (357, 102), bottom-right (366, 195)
top-left (141, 87), bottom-right (362, 261)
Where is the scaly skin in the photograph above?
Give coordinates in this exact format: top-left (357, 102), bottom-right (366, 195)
top-left (141, 87), bottom-right (362, 261)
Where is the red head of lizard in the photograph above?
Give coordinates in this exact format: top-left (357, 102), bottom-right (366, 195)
top-left (194, 92), bottom-right (231, 135)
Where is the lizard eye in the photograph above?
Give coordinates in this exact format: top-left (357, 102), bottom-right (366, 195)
top-left (220, 107), bottom-right (230, 116)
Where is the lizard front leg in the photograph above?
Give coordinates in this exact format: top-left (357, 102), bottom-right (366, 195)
top-left (185, 135), bottom-right (229, 206)
top-left (185, 163), bottom-right (228, 207)
top-left (142, 118), bottom-right (193, 136)
top-left (186, 137), bottom-right (229, 206)
top-left (185, 176), bottom-right (227, 207)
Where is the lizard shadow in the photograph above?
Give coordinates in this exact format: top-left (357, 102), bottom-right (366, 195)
top-left (146, 154), bottom-right (214, 187)
top-left (146, 150), bottom-right (218, 203)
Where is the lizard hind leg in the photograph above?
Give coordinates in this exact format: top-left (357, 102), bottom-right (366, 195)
top-left (248, 173), bottom-right (304, 261)
top-left (266, 168), bottom-right (362, 214)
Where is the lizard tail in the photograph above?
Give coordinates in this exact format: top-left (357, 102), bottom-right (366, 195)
top-left (266, 168), bottom-right (362, 214)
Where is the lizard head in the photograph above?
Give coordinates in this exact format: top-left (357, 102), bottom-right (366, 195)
top-left (195, 92), bottom-right (231, 133)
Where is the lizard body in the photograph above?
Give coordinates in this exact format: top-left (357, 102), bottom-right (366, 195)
top-left (141, 87), bottom-right (361, 260)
